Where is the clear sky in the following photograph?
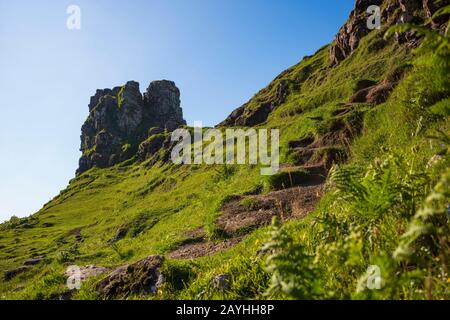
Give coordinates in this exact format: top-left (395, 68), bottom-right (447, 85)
top-left (0, 0), bottom-right (354, 222)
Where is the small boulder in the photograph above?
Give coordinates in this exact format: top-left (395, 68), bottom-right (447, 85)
top-left (95, 255), bottom-right (164, 298)
top-left (23, 256), bottom-right (45, 266)
top-left (212, 274), bottom-right (231, 291)
top-left (108, 227), bottom-right (128, 244)
top-left (3, 266), bottom-right (30, 280)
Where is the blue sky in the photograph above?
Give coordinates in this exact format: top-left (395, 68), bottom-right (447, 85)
top-left (0, 0), bottom-right (354, 221)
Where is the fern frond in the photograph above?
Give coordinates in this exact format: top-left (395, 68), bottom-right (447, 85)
top-left (432, 5), bottom-right (450, 20)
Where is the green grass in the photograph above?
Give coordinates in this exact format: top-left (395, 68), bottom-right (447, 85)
top-left (1, 19), bottom-right (449, 300)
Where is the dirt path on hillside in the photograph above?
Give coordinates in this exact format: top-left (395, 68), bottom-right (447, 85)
top-left (168, 236), bottom-right (245, 260)
top-left (168, 108), bottom-right (361, 259)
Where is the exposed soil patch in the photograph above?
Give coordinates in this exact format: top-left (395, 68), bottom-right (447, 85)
top-left (23, 256), bottom-right (45, 266)
top-left (289, 107), bottom-right (363, 170)
top-left (168, 236), bottom-right (245, 260)
top-left (3, 256), bottom-right (47, 281)
top-left (169, 183), bottom-right (322, 260)
top-left (212, 104), bottom-right (364, 241)
top-left (366, 82), bottom-right (395, 104)
top-left (348, 66), bottom-right (409, 106)
top-left (183, 227), bottom-right (205, 239)
top-left (349, 81), bottom-right (396, 105)
top-left (217, 185), bottom-right (323, 235)
top-left (331, 106), bottom-right (353, 117)
top-left (288, 136), bottom-right (315, 149)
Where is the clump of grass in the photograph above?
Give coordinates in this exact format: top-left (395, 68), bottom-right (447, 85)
top-left (263, 169), bottom-right (309, 191)
top-left (240, 198), bottom-right (258, 210)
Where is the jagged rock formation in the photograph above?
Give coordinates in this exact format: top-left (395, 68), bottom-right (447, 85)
top-left (77, 80), bottom-right (186, 174)
top-left (330, 0), bottom-right (449, 65)
top-left (144, 81), bottom-right (185, 132)
top-left (330, 0), bottom-right (383, 66)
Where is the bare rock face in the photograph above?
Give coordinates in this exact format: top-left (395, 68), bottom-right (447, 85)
top-left (144, 80), bottom-right (184, 132)
top-left (77, 80), bottom-right (186, 175)
top-left (330, 0), bottom-right (383, 66)
top-left (398, 0), bottom-right (423, 23)
top-left (330, 0), bottom-right (449, 66)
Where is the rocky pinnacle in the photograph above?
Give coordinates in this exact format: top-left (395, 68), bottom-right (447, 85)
top-left (77, 80), bottom-right (186, 175)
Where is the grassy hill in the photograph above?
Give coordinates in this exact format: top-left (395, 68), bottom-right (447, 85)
top-left (1, 1), bottom-right (449, 300)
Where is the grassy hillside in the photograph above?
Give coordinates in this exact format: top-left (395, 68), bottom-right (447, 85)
top-left (1, 10), bottom-right (449, 300)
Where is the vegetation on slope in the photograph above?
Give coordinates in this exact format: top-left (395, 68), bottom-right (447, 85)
top-left (0, 5), bottom-right (449, 300)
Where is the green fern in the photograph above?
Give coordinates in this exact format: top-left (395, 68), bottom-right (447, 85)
top-left (262, 218), bottom-right (320, 299)
top-left (394, 166), bottom-right (450, 261)
top-left (385, 5), bottom-right (450, 93)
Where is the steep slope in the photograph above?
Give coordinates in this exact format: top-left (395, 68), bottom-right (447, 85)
top-left (1, 0), bottom-right (449, 300)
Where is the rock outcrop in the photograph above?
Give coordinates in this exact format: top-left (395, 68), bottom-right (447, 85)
top-left (95, 255), bottom-right (164, 298)
top-left (77, 80), bottom-right (186, 174)
top-left (349, 81), bottom-right (395, 104)
top-left (330, 0), bottom-right (384, 66)
top-left (218, 77), bottom-right (290, 127)
top-left (330, 0), bottom-right (449, 65)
